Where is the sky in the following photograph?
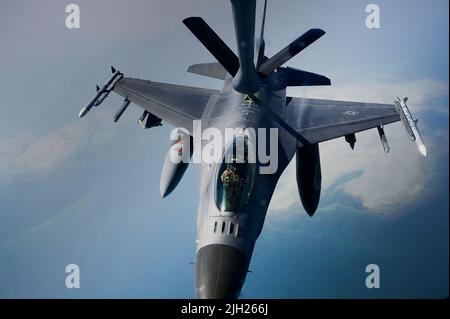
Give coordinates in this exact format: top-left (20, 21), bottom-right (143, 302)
top-left (0, 0), bottom-right (448, 298)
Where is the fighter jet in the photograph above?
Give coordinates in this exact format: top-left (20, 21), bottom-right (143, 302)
top-left (79, 0), bottom-right (426, 298)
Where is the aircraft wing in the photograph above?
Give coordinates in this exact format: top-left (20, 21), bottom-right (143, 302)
top-left (283, 97), bottom-right (400, 144)
top-left (113, 77), bottom-right (219, 132)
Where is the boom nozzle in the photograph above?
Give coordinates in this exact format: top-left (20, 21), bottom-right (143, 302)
top-left (230, 0), bottom-right (261, 94)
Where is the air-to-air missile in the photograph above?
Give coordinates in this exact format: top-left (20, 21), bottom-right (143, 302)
top-left (79, 66), bottom-right (164, 130)
top-left (377, 125), bottom-right (390, 153)
top-left (394, 97), bottom-right (427, 157)
top-left (78, 66), bottom-right (123, 118)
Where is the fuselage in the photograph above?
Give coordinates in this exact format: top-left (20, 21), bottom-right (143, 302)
top-left (194, 71), bottom-right (297, 298)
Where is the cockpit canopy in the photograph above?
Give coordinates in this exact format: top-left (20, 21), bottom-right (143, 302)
top-left (214, 135), bottom-right (256, 213)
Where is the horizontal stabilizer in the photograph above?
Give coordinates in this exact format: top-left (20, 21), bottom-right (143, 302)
top-left (187, 62), bottom-right (227, 80)
top-left (258, 29), bottom-right (326, 76)
top-left (280, 67), bottom-right (331, 86)
top-left (183, 17), bottom-right (239, 77)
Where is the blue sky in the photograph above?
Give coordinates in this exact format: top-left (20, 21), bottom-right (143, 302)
top-left (0, 0), bottom-right (448, 298)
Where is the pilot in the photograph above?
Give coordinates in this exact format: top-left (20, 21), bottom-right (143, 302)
top-left (220, 165), bottom-right (241, 210)
top-left (221, 165), bottom-right (241, 191)
top-left (221, 169), bottom-right (231, 183)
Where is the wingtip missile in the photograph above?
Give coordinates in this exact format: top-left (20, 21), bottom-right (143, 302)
top-left (79, 67), bottom-right (123, 119)
top-left (418, 144), bottom-right (427, 157)
top-left (78, 106), bottom-right (89, 118)
top-left (395, 97), bottom-right (427, 157)
top-left (79, 92), bottom-right (102, 118)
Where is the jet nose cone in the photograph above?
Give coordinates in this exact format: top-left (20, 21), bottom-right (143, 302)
top-left (196, 244), bottom-right (249, 299)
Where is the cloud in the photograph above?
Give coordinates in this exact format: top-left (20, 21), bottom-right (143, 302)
top-left (321, 125), bottom-right (436, 211)
top-left (0, 109), bottom-right (124, 181)
top-left (17, 122), bottom-right (89, 173)
top-left (0, 121), bottom-right (88, 182)
top-left (269, 79), bottom-right (448, 215)
top-left (287, 78), bottom-right (449, 113)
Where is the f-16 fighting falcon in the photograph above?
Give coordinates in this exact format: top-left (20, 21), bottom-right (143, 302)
top-left (79, 0), bottom-right (426, 298)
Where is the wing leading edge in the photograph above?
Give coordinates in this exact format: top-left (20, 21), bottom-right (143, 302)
top-left (283, 97), bottom-right (400, 144)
